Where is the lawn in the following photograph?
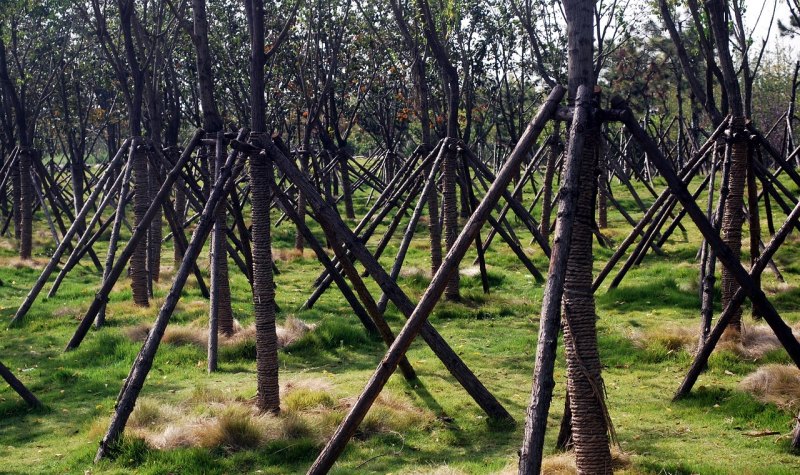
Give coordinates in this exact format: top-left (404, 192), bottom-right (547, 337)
top-left (2, 169), bottom-right (800, 474)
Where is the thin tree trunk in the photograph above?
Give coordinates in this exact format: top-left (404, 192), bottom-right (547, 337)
top-left (130, 143), bottom-right (150, 306)
top-left (295, 151), bottom-right (308, 251)
top-left (443, 143), bottom-right (460, 300)
top-left (540, 126), bottom-right (561, 241)
top-left (148, 153), bottom-right (163, 285)
top-left (18, 148), bottom-right (32, 259)
top-left (721, 118), bottom-right (748, 334)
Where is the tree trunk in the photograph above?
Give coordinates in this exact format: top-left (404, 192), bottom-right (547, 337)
top-left (173, 165), bottom-right (187, 265)
top-left (251, 148), bottom-right (279, 412)
top-left (130, 143), bottom-right (150, 307)
top-left (442, 142), bottom-right (460, 300)
top-left (721, 118), bottom-right (748, 334)
top-left (426, 150), bottom-right (443, 275)
top-left (295, 151), bottom-right (309, 251)
top-left (12, 158), bottom-right (20, 241)
top-left (18, 148), bottom-right (32, 259)
top-left (211, 136), bottom-right (234, 338)
top-left (339, 150), bottom-right (355, 219)
top-left (561, 0), bottom-right (613, 472)
top-left (148, 154), bottom-right (163, 285)
top-left (561, 126), bottom-right (612, 474)
top-left (540, 126), bottom-right (561, 241)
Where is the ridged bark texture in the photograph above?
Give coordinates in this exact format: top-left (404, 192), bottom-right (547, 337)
top-left (130, 144), bottom-right (150, 306)
top-left (12, 159), bottom-right (20, 241)
top-left (562, 128), bottom-right (612, 474)
top-left (251, 150), bottom-right (279, 413)
top-left (173, 173), bottom-right (186, 264)
top-left (722, 117), bottom-right (748, 334)
top-left (148, 155), bottom-right (163, 284)
top-left (211, 140), bottom-right (234, 336)
top-left (597, 143), bottom-right (608, 229)
top-left (540, 131), bottom-right (560, 241)
top-left (746, 143), bottom-right (762, 319)
top-left (295, 152), bottom-right (308, 251)
top-left (426, 156), bottom-right (443, 275)
top-left (442, 144), bottom-right (460, 300)
top-left (18, 149), bottom-right (32, 259)
top-left (339, 151), bottom-right (355, 219)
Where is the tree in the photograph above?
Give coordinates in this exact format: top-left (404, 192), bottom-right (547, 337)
top-left (559, 0), bottom-right (614, 471)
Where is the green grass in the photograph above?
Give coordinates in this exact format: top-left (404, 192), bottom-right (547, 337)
top-left (1, 172), bottom-right (800, 474)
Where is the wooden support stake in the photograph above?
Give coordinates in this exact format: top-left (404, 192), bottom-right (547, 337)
top-left (306, 85), bottom-right (565, 474)
top-left (8, 139), bottom-right (132, 327)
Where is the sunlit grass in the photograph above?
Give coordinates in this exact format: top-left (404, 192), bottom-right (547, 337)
top-left (1, 174), bottom-right (800, 473)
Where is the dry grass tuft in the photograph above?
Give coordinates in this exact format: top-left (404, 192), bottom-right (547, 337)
top-left (283, 388), bottom-right (336, 412)
top-left (163, 326), bottom-right (208, 347)
top-left (399, 266), bottom-right (431, 279)
top-left (494, 447), bottom-right (632, 474)
top-left (357, 393), bottom-right (428, 436)
top-left (282, 377), bottom-right (333, 395)
top-left (459, 265), bottom-right (482, 277)
top-left (630, 325), bottom-right (696, 352)
top-left (405, 466), bottom-right (469, 475)
top-left (52, 306), bottom-right (81, 319)
top-left (119, 381), bottom-right (431, 453)
top-left (273, 248), bottom-right (304, 262)
top-left (7, 256), bottom-right (47, 269)
top-left (740, 364), bottom-right (800, 411)
top-left (677, 277), bottom-right (699, 294)
top-left (188, 385), bottom-right (230, 404)
top-left (124, 323), bottom-right (152, 342)
top-left (763, 280), bottom-right (794, 296)
top-left (718, 324), bottom-right (800, 359)
top-left (123, 317), bottom-right (314, 352)
top-left (277, 316), bottom-right (316, 347)
top-left (128, 399), bottom-right (166, 430)
top-left (194, 405), bottom-right (276, 451)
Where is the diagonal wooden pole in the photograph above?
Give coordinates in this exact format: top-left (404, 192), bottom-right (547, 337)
top-left (518, 85), bottom-right (591, 475)
top-left (94, 134), bottom-right (245, 462)
top-left (8, 138), bottom-right (132, 327)
top-left (0, 359), bottom-right (41, 408)
top-left (618, 102), bottom-right (800, 368)
top-left (305, 85), bottom-right (565, 474)
top-left (65, 129), bottom-right (206, 351)
top-left (674, 190), bottom-right (800, 399)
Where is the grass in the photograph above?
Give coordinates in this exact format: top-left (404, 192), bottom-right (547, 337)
top-left (1, 172), bottom-right (800, 473)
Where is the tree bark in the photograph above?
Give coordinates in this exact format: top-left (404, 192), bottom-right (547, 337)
top-left (130, 142), bottom-right (150, 306)
top-left (561, 0), bottom-right (613, 472)
top-left (442, 143), bottom-right (460, 300)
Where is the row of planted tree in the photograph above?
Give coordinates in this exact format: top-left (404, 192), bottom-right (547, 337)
top-left (2, 0), bottom-right (800, 474)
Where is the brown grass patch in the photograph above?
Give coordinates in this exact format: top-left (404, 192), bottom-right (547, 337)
top-left (404, 466), bottom-right (468, 475)
top-left (763, 280), bottom-right (794, 296)
top-left (273, 248), bottom-right (304, 262)
top-left (123, 316), bottom-right (314, 351)
top-left (459, 265), bottom-right (482, 278)
top-left (492, 446), bottom-right (632, 474)
top-left (52, 306), bottom-right (81, 319)
top-left (630, 325), bottom-right (696, 353)
top-left (718, 324), bottom-right (800, 359)
top-left (740, 364), bottom-right (800, 411)
top-left (399, 266), bottom-right (431, 279)
top-left (118, 382), bottom-right (431, 453)
top-left (7, 256), bottom-right (47, 269)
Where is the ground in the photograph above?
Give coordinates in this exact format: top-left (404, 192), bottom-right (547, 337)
top-left (1, 171), bottom-right (800, 474)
